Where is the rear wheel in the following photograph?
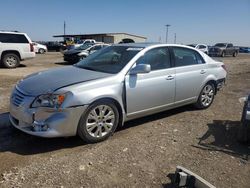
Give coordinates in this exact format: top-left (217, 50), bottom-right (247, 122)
top-left (195, 83), bottom-right (215, 109)
top-left (77, 100), bottom-right (119, 143)
top-left (2, 53), bottom-right (20, 68)
top-left (233, 51), bottom-right (237, 57)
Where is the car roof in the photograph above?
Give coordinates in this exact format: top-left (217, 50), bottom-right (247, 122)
top-left (113, 42), bottom-right (196, 49)
top-left (0, 31), bottom-right (26, 35)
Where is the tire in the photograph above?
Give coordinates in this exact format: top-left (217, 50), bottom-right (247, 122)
top-left (233, 51), bottom-right (237, 57)
top-left (195, 82), bottom-right (215, 109)
top-left (77, 100), bottom-right (119, 143)
top-left (2, 53), bottom-right (20, 68)
top-left (39, 48), bottom-right (45, 54)
top-left (221, 51), bottom-right (225, 57)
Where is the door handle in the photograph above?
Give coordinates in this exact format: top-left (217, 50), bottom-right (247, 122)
top-left (166, 75), bottom-right (174, 80)
top-left (200, 70), bottom-right (206, 74)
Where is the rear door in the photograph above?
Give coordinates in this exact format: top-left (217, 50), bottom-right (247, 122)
top-left (171, 47), bottom-right (208, 104)
top-left (125, 47), bottom-right (175, 116)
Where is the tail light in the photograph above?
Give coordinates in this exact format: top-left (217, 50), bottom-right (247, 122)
top-left (221, 64), bottom-right (227, 72)
top-left (30, 43), bottom-right (34, 52)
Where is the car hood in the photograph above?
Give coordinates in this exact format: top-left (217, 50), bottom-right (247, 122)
top-left (17, 66), bottom-right (112, 96)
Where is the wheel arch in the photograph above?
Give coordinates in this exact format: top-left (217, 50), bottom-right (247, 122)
top-left (1, 50), bottom-right (21, 60)
top-left (206, 80), bottom-right (217, 94)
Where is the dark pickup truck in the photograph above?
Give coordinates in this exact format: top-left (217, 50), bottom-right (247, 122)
top-left (208, 43), bottom-right (239, 57)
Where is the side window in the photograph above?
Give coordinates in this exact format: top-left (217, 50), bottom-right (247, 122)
top-left (137, 47), bottom-right (171, 71)
top-left (0, 33), bottom-right (28, 43)
top-left (173, 47), bottom-right (204, 67)
top-left (227, 44), bottom-right (233, 48)
top-left (91, 45), bottom-right (102, 51)
top-left (199, 45), bottom-right (206, 49)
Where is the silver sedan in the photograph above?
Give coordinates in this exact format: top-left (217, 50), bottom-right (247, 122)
top-left (9, 43), bottom-right (227, 143)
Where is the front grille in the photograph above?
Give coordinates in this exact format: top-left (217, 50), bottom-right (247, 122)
top-left (11, 88), bottom-right (26, 107)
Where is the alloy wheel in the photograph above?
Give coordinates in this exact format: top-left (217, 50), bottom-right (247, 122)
top-left (201, 85), bottom-right (214, 107)
top-left (86, 105), bottom-right (115, 138)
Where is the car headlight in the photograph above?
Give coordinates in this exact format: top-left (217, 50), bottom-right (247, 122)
top-left (31, 94), bottom-right (66, 108)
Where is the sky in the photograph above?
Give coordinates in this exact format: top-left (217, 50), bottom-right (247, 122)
top-left (0, 0), bottom-right (249, 46)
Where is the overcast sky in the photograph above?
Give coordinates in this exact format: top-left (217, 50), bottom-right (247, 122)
top-left (1, 0), bottom-right (250, 46)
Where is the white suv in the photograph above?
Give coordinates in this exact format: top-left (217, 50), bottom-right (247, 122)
top-left (0, 31), bottom-right (35, 68)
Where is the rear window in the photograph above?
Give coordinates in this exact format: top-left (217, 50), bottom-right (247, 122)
top-left (172, 47), bottom-right (205, 67)
top-left (0, 33), bottom-right (29, 43)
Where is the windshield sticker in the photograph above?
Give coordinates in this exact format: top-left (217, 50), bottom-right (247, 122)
top-left (126, 48), bottom-right (143, 51)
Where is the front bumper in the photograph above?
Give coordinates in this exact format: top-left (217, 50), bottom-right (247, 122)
top-left (63, 55), bottom-right (79, 63)
top-left (9, 102), bottom-right (88, 138)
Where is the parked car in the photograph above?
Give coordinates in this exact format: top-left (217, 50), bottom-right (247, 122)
top-left (239, 47), bottom-right (250, 53)
top-left (33, 42), bottom-right (47, 54)
top-left (64, 43), bottom-right (109, 63)
top-left (66, 39), bottom-right (97, 50)
top-left (0, 31), bottom-right (35, 68)
top-left (208, 43), bottom-right (239, 57)
top-left (9, 44), bottom-right (227, 143)
top-left (45, 41), bottom-right (64, 52)
top-left (187, 44), bottom-right (208, 54)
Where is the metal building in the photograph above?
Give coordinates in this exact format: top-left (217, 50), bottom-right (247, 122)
top-left (53, 33), bottom-right (147, 44)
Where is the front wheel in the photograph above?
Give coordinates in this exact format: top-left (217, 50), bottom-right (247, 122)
top-left (39, 48), bottom-right (45, 54)
top-left (77, 100), bottom-right (119, 143)
top-left (195, 83), bottom-right (215, 109)
top-left (233, 51), bottom-right (238, 57)
top-left (221, 51), bottom-right (225, 57)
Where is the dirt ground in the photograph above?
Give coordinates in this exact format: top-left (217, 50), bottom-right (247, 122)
top-left (0, 52), bottom-right (249, 188)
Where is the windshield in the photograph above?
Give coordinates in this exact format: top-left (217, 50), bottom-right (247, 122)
top-left (75, 46), bottom-right (143, 74)
top-left (76, 44), bottom-right (93, 50)
top-left (215, 43), bottom-right (227, 47)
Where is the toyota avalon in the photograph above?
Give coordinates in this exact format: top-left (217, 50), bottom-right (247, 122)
top-left (9, 43), bottom-right (227, 143)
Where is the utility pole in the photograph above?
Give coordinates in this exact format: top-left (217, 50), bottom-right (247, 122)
top-left (63, 21), bottom-right (66, 41)
top-left (165, 24), bottom-right (171, 43)
top-left (174, 33), bottom-right (176, 44)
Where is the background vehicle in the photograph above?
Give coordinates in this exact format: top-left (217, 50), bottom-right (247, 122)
top-left (9, 44), bottom-right (227, 143)
top-left (33, 42), bottom-right (47, 54)
top-left (187, 44), bottom-right (208, 54)
top-left (45, 41), bottom-right (65, 52)
top-left (66, 39), bottom-right (96, 50)
top-left (239, 47), bottom-right (250, 53)
top-left (64, 43), bottom-right (109, 63)
top-left (0, 31), bottom-right (35, 68)
top-left (208, 43), bottom-right (239, 57)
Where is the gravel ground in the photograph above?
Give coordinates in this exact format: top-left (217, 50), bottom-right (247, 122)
top-left (0, 52), bottom-right (249, 188)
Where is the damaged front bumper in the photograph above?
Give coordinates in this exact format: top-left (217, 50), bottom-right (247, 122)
top-left (9, 102), bottom-right (88, 137)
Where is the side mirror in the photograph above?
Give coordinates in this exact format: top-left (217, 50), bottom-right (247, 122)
top-left (129, 64), bottom-right (151, 75)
